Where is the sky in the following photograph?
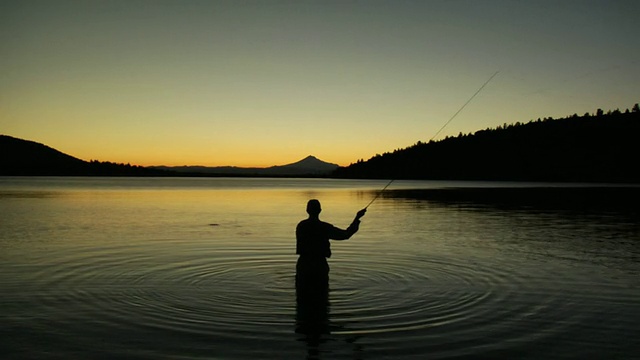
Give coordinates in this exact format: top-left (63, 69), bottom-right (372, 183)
top-left (1, 0), bottom-right (639, 167)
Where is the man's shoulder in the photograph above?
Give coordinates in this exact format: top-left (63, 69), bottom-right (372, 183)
top-left (297, 219), bottom-right (332, 228)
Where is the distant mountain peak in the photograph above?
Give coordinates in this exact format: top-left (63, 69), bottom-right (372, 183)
top-left (288, 155), bottom-right (334, 167)
top-left (150, 155), bottom-right (339, 176)
top-left (270, 155), bottom-right (339, 174)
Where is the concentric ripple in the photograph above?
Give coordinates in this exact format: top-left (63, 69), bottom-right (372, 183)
top-left (6, 234), bottom-right (626, 359)
top-left (324, 250), bottom-right (589, 357)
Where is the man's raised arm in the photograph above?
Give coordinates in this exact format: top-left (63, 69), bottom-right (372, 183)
top-left (329, 208), bottom-right (366, 240)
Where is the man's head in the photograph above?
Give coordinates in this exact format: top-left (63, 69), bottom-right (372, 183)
top-left (306, 199), bottom-right (322, 216)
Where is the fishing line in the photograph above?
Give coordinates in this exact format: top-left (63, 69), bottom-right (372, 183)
top-left (364, 176), bottom-right (395, 209)
top-left (429, 71), bottom-right (500, 142)
top-left (364, 71), bottom-right (500, 210)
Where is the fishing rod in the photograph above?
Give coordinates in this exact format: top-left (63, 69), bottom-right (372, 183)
top-left (364, 71), bottom-right (500, 210)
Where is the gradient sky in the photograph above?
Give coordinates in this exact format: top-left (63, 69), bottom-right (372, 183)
top-left (2, 0), bottom-right (639, 167)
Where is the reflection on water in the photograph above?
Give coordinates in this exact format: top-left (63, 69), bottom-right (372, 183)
top-left (381, 187), bottom-right (640, 274)
top-left (295, 256), bottom-right (331, 358)
top-left (0, 178), bottom-right (639, 359)
top-left (295, 256), bottom-right (364, 359)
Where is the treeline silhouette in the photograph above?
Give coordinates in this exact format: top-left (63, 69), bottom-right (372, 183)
top-left (333, 104), bottom-right (640, 183)
top-left (0, 135), bottom-right (171, 176)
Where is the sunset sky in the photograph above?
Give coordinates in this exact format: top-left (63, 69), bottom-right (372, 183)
top-left (2, 0), bottom-right (639, 167)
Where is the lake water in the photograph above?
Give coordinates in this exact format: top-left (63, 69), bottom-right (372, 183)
top-left (1, 177), bottom-right (638, 359)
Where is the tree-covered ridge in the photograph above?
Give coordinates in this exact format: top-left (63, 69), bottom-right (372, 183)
top-left (333, 104), bottom-right (640, 183)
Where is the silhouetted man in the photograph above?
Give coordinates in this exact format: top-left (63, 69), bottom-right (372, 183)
top-left (295, 199), bottom-right (366, 352)
top-left (295, 199), bottom-right (366, 283)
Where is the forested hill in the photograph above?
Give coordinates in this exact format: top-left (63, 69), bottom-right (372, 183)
top-left (0, 135), bottom-right (169, 176)
top-left (333, 105), bottom-right (640, 183)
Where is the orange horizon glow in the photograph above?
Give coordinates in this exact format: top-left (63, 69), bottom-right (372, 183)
top-left (27, 135), bottom-right (367, 168)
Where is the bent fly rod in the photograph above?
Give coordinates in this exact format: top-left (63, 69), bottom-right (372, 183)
top-left (364, 71), bottom-right (500, 210)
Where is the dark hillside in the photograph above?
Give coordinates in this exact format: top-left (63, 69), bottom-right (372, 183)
top-left (0, 135), bottom-right (89, 175)
top-left (334, 106), bottom-right (640, 183)
top-left (0, 135), bottom-right (169, 176)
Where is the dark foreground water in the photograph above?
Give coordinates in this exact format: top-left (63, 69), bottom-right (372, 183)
top-left (1, 177), bottom-right (638, 359)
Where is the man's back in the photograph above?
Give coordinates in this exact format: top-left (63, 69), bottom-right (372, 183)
top-left (296, 218), bottom-right (335, 258)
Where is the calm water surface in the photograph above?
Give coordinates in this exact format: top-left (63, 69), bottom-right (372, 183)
top-left (1, 177), bottom-right (638, 359)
